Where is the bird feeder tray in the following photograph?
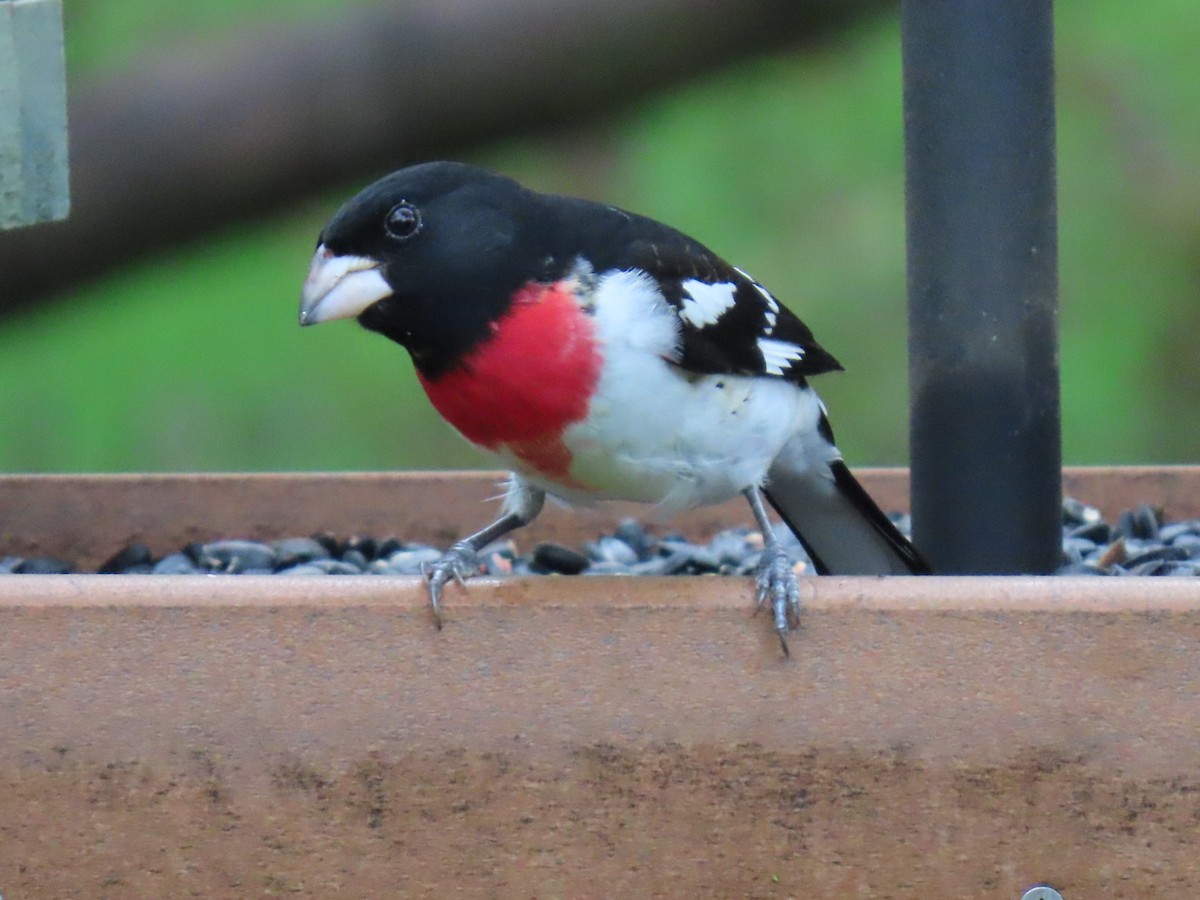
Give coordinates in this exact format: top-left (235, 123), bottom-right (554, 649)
top-left (1, 466), bottom-right (1198, 897)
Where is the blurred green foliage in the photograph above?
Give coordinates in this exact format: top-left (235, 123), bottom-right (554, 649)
top-left (1, 2), bottom-right (1197, 473)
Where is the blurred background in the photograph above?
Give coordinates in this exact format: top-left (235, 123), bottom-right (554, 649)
top-left (1, 0), bottom-right (1197, 473)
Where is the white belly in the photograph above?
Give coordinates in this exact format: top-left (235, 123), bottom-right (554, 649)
top-left (514, 269), bottom-right (820, 512)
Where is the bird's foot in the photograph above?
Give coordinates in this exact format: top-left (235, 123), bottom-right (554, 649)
top-left (754, 544), bottom-right (802, 656)
top-left (424, 540), bottom-right (484, 629)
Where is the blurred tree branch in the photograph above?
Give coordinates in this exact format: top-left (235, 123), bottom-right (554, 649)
top-left (0, 0), bottom-right (891, 315)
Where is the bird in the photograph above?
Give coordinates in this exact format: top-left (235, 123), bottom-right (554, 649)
top-left (299, 161), bottom-right (929, 654)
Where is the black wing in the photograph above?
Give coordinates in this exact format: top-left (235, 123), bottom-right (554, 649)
top-left (538, 193), bottom-right (843, 385)
top-left (619, 235), bottom-right (843, 385)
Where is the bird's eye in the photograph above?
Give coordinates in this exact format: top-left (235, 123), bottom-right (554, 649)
top-left (384, 202), bottom-right (421, 240)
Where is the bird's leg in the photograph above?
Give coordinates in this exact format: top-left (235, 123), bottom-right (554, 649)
top-left (744, 485), bottom-right (802, 656)
top-left (426, 479), bottom-right (545, 627)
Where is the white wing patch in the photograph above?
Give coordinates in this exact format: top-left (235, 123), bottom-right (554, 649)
top-left (762, 303), bottom-right (778, 331)
top-left (756, 285), bottom-right (779, 313)
top-left (758, 337), bottom-right (806, 375)
top-left (679, 279), bottom-right (737, 328)
top-left (734, 267), bottom-right (781, 330)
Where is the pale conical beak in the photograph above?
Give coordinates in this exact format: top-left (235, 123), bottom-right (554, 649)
top-left (299, 244), bottom-right (392, 326)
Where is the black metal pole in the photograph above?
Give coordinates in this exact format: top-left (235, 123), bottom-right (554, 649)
top-left (902, 0), bottom-right (1062, 574)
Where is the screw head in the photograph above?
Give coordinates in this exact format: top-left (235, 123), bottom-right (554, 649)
top-left (1022, 887), bottom-right (1063, 900)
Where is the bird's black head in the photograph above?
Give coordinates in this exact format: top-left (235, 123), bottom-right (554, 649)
top-left (299, 161), bottom-right (564, 375)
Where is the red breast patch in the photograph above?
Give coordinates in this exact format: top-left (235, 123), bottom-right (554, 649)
top-left (417, 281), bottom-right (601, 482)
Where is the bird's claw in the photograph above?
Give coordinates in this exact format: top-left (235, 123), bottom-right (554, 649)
top-left (754, 545), bottom-right (802, 657)
top-left (424, 540), bottom-right (482, 629)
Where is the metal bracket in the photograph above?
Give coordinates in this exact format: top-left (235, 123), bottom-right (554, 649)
top-left (0, 0), bottom-right (69, 230)
top-left (1022, 886), bottom-right (1064, 900)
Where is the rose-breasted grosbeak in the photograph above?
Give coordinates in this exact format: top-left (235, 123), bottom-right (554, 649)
top-left (300, 161), bottom-right (928, 653)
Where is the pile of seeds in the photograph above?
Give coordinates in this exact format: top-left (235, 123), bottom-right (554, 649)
top-left (1058, 499), bottom-right (1200, 576)
top-left (2, 499), bottom-right (1197, 577)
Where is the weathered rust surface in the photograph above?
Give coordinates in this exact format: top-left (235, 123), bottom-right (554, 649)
top-left (1, 467), bottom-right (1200, 896)
top-left (1, 465), bottom-right (1197, 569)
